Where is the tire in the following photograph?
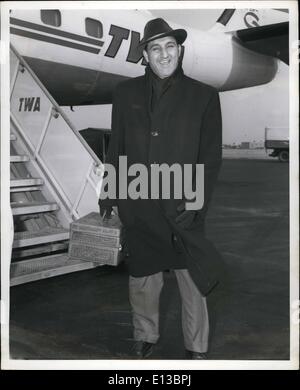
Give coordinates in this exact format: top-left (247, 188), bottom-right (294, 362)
top-left (278, 150), bottom-right (289, 162)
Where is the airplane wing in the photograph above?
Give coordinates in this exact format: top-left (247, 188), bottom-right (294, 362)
top-left (234, 22), bottom-right (289, 65)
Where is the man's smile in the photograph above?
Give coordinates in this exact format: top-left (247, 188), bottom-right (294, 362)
top-left (159, 60), bottom-right (171, 65)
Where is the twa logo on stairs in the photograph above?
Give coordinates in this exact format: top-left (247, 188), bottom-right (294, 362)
top-left (18, 97), bottom-right (41, 112)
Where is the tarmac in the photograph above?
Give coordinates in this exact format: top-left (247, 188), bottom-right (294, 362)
top-left (9, 156), bottom-right (290, 360)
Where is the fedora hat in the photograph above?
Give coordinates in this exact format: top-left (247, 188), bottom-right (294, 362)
top-left (139, 18), bottom-right (187, 47)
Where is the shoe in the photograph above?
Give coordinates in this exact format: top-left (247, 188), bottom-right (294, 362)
top-left (185, 350), bottom-right (208, 360)
top-left (132, 341), bottom-right (154, 359)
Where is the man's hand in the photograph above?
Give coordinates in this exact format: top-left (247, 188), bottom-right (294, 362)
top-left (99, 205), bottom-right (113, 220)
top-left (175, 202), bottom-right (197, 229)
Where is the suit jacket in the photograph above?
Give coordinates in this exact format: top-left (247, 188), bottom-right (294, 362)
top-left (99, 66), bottom-right (224, 296)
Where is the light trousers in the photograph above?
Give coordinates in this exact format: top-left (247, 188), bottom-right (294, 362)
top-left (129, 269), bottom-right (209, 353)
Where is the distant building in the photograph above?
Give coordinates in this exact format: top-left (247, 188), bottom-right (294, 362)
top-left (240, 142), bottom-right (250, 149)
top-left (238, 140), bottom-right (264, 149)
top-left (250, 140), bottom-right (264, 149)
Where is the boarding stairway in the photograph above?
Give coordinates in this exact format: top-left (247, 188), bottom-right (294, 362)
top-left (10, 45), bottom-right (103, 286)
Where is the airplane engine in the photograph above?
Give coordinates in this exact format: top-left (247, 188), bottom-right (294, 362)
top-left (220, 36), bottom-right (278, 91)
top-left (185, 30), bottom-right (278, 92)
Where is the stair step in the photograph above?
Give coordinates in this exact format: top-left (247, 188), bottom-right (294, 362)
top-left (10, 133), bottom-right (17, 141)
top-left (13, 227), bottom-right (70, 248)
top-left (12, 242), bottom-right (69, 259)
top-left (11, 201), bottom-right (59, 216)
top-left (10, 155), bottom-right (30, 162)
top-left (10, 254), bottom-right (97, 286)
top-left (10, 178), bottom-right (43, 188)
top-left (10, 186), bottom-right (41, 193)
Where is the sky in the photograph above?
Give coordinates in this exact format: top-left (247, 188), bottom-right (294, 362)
top-left (62, 8), bottom-right (290, 144)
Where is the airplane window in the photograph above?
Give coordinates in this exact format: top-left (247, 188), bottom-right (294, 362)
top-left (40, 10), bottom-right (61, 27)
top-left (85, 18), bottom-right (103, 38)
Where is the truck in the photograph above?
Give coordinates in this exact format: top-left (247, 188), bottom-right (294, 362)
top-left (265, 127), bottom-right (289, 162)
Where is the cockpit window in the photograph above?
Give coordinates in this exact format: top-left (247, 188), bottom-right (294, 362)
top-left (41, 10), bottom-right (61, 27)
top-left (85, 18), bottom-right (103, 38)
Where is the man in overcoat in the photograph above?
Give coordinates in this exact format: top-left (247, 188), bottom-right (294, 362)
top-left (99, 18), bottom-right (223, 359)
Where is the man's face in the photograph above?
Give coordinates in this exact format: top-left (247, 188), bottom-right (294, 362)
top-left (143, 36), bottom-right (181, 79)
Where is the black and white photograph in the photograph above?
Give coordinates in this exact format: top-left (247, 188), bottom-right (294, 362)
top-left (0, 1), bottom-right (298, 370)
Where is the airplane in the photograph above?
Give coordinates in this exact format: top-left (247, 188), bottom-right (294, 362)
top-left (9, 8), bottom-right (289, 106)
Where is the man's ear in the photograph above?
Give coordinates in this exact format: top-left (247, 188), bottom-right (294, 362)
top-left (178, 44), bottom-right (182, 57)
top-left (143, 49), bottom-right (149, 63)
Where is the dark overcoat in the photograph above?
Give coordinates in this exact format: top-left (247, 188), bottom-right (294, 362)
top-left (99, 67), bottom-right (224, 296)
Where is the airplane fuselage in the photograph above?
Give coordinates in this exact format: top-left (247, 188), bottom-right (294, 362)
top-left (10, 9), bottom-right (279, 105)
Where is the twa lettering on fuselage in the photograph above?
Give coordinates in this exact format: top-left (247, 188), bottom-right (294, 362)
top-left (104, 24), bottom-right (147, 65)
top-left (9, 16), bottom-right (147, 65)
top-left (18, 97), bottom-right (40, 112)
